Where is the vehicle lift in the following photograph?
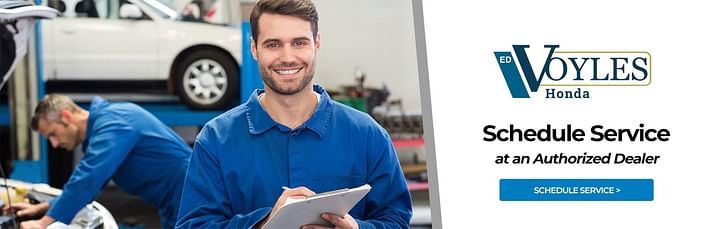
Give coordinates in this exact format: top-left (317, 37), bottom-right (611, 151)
top-left (2, 9), bottom-right (263, 183)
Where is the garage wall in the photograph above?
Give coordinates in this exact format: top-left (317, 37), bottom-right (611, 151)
top-left (228, 0), bottom-right (422, 112)
top-left (313, 0), bottom-right (421, 113)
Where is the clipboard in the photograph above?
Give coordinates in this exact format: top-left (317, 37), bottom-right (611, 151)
top-left (262, 184), bottom-right (371, 229)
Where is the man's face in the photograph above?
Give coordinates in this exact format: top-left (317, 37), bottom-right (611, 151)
top-left (37, 112), bottom-right (81, 151)
top-left (252, 13), bottom-right (320, 95)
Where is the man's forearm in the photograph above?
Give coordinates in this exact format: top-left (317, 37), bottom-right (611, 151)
top-left (39, 215), bottom-right (56, 228)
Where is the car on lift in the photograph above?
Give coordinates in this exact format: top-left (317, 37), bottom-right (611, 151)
top-left (42, 0), bottom-right (241, 110)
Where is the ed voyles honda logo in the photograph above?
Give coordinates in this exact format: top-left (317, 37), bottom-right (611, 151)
top-left (494, 45), bottom-right (651, 99)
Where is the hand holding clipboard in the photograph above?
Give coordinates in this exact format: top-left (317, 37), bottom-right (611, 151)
top-left (260, 184), bottom-right (371, 229)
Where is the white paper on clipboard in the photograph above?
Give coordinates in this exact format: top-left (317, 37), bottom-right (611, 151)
top-left (262, 184), bottom-right (371, 229)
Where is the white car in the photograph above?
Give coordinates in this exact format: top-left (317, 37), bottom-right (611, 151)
top-left (42, 0), bottom-right (242, 109)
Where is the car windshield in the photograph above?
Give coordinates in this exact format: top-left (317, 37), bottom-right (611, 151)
top-left (135, 0), bottom-right (177, 19)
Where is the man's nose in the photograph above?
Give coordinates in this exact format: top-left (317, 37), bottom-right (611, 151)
top-left (49, 138), bottom-right (59, 148)
top-left (280, 46), bottom-right (296, 62)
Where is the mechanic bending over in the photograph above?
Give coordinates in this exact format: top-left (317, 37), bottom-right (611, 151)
top-left (8, 94), bottom-right (191, 229)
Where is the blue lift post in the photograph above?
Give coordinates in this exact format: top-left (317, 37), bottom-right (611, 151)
top-left (0, 106), bottom-right (7, 126)
top-left (241, 22), bottom-right (264, 102)
top-left (9, 20), bottom-right (263, 183)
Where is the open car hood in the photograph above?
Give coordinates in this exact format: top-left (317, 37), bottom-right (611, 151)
top-left (0, 0), bottom-right (58, 90)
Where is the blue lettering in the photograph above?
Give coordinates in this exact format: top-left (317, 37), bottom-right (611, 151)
top-left (590, 58), bottom-right (608, 80)
top-left (546, 57), bottom-right (568, 81)
top-left (609, 57), bottom-right (630, 80)
top-left (568, 58), bottom-right (589, 81)
top-left (512, 45), bottom-right (559, 92)
top-left (632, 57), bottom-right (648, 81)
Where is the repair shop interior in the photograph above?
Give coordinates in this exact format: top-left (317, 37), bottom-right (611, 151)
top-left (1, 0), bottom-right (430, 228)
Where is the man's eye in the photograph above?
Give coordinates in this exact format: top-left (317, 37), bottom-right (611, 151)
top-left (293, 41), bottom-right (307, 46)
top-left (266, 43), bottom-right (279, 48)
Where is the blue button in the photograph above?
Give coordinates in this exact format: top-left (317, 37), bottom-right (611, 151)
top-left (500, 179), bottom-right (653, 201)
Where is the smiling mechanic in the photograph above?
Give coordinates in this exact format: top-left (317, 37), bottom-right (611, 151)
top-left (175, 0), bottom-right (412, 228)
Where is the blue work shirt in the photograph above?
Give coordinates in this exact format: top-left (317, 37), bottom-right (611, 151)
top-left (48, 97), bottom-right (192, 229)
top-left (176, 85), bottom-right (412, 228)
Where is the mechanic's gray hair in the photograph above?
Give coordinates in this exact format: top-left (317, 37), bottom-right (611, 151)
top-left (30, 94), bottom-right (82, 131)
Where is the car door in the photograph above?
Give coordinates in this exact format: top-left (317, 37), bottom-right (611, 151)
top-left (45, 0), bottom-right (158, 80)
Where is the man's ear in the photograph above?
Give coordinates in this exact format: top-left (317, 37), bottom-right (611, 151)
top-left (251, 38), bottom-right (259, 60)
top-left (315, 32), bottom-right (321, 51)
top-left (60, 110), bottom-right (73, 123)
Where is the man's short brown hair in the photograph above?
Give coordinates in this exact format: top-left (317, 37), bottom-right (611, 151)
top-left (31, 94), bottom-right (81, 131)
top-left (250, 0), bottom-right (319, 43)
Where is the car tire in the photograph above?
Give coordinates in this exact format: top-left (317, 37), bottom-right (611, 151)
top-left (175, 49), bottom-right (239, 110)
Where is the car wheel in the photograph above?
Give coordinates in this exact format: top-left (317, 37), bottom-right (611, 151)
top-left (175, 49), bottom-right (239, 110)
